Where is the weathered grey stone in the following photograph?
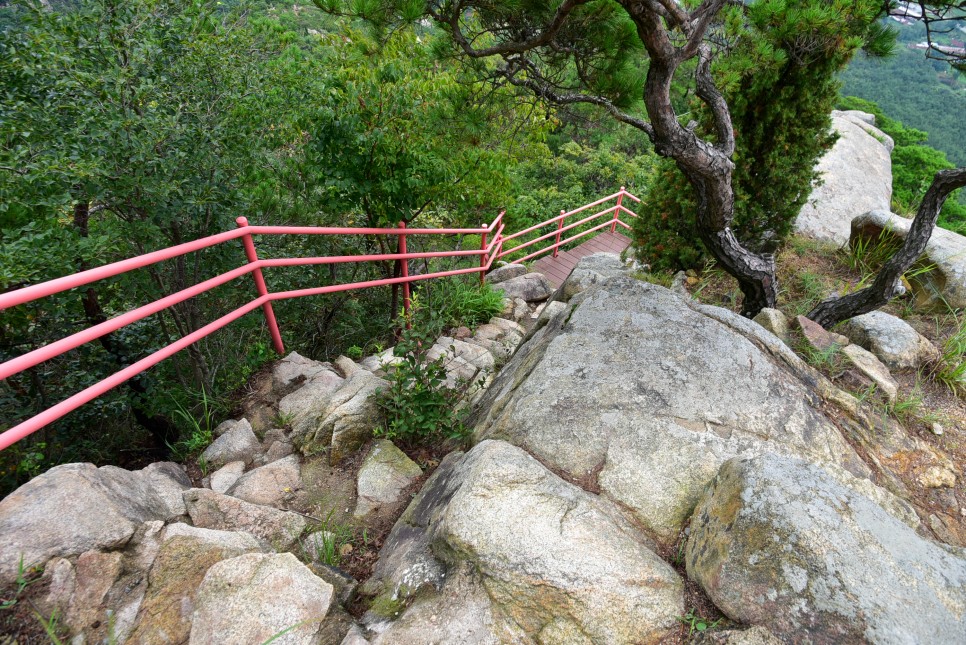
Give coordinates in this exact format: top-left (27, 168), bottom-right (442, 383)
top-left (492, 273), bottom-right (554, 303)
top-left (323, 372), bottom-right (389, 464)
top-left (486, 316), bottom-right (527, 337)
top-left (265, 439), bottom-right (295, 463)
top-left (335, 354), bottom-right (365, 378)
top-left (0, 462), bottom-right (190, 583)
top-left (342, 624), bottom-right (372, 645)
top-left (430, 337), bottom-right (496, 373)
top-left (289, 370), bottom-right (387, 461)
top-left (838, 310), bottom-right (939, 370)
top-left (190, 553), bottom-right (334, 645)
top-left (919, 465), bottom-right (957, 489)
top-left (693, 626), bottom-right (783, 645)
top-left (354, 440), bottom-right (423, 519)
top-left (834, 109), bottom-right (895, 152)
top-left (200, 419), bottom-right (260, 467)
top-left (795, 114), bottom-right (892, 244)
top-left (212, 418), bottom-right (240, 437)
top-left (368, 440), bottom-right (683, 643)
top-left (128, 523), bottom-right (263, 644)
top-left (841, 344), bottom-right (899, 403)
top-left (183, 488), bottom-right (306, 549)
top-left (209, 460), bottom-right (245, 494)
top-left (752, 308), bottom-right (790, 344)
top-left (687, 454), bottom-right (966, 644)
top-left (279, 368), bottom-right (346, 439)
top-left (557, 252), bottom-right (629, 302)
top-left (485, 264), bottom-right (527, 285)
top-left (470, 277), bottom-right (869, 541)
top-left (226, 454), bottom-right (302, 506)
top-left (852, 210), bottom-right (966, 310)
top-left (511, 297), bottom-right (530, 323)
top-left (272, 351), bottom-right (333, 392)
top-left (369, 562), bottom-right (528, 645)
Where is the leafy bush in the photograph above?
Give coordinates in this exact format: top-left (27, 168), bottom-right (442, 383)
top-left (424, 278), bottom-right (504, 333)
top-left (375, 305), bottom-right (479, 445)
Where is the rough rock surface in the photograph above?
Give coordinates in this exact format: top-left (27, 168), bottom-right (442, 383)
top-left (687, 454), bottom-right (966, 644)
top-left (324, 372), bottom-right (389, 464)
top-left (752, 308), bottom-right (790, 344)
top-left (200, 419), bottom-right (261, 467)
top-left (128, 524), bottom-right (263, 644)
top-left (272, 352), bottom-right (333, 392)
top-left (279, 368), bottom-right (346, 439)
top-left (0, 462), bottom-right (189, 583)
top-left (852, 209), bottom-right (966, 310)
top-left (183, 488), bottom-right (306, 549)
top-left (841, 344), bottom-right (899, 403)
top-left (365, 440), bottom-right (683, 643)
top-left (555, 252), bottom-right (631, 302)
top-left (485, 263), bottom-right (527, 285)
top-left (795, 112), bottom-right (892, 244)
top-left (470, 273), bottom-right (869, 540)
top-left (190, 553), bottom-right (334, 645)
top-left (226, 454), bottom-right (302, 506)
top-left (492, 272), bottom-right (554, 303)
top-left (208, 461), bottom-right (245, 495)
top-left (354, 440), bottom-right (423, 519)
top-left (838, 310), bottom-right (939, 370)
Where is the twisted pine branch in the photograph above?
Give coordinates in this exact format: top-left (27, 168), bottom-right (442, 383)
top-left (807, 167), bottom-right (966, 328)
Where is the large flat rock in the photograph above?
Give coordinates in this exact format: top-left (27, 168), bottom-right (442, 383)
top-left (470, 273), bottom-right (869, 541)
top-left (795, 111), bottom-right (892, 244)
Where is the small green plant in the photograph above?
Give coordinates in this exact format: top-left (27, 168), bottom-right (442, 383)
top-left (376, 302), bottom-right (475, 445)
top-left (930, 314), bottom-right (966, 395)
top-left (428, 278), bottom-right (504, 331)
top-left (168, 388), bottom-right (216, 461)
top-left (346, 345), bottom-right (364, 360)
top-left (32, 608), bottom-right (65, 644)
top-left (301, 510), bottom-right (354, 567)
top-left (677, 609), bottom-right (722, 636)
top-left (632, 270), bottom-right (675, 288)
top-left (271, 411), bottom-right (296, 429)
top-left (1, 555), bottom-right (40, 610)
top-left (796, 341), bottom-right (845, 374)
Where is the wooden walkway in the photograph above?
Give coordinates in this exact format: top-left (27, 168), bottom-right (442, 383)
top-left (531, 231), bottom-right (632, 288)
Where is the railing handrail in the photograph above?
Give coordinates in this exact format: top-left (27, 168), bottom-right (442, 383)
top-left (0, 189), bottom-right (637, 450)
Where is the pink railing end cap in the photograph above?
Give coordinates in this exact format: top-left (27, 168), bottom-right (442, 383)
top-left (236, 216), bottom-right (249, 227)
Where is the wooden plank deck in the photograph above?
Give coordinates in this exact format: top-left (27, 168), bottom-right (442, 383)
top-left (531, 231), bottom-right (632, 288)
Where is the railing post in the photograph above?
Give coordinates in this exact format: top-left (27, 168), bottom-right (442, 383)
top-left (611, 187), bottom-right (625, 233)
top-left (553, 210), bottom-right (564, 258)
top-left (236, 217), bottom-right (285, 355)
top-left (398, 221), bottom-right (411, 326)
top-left (480, 224), bottom-right (488, 286)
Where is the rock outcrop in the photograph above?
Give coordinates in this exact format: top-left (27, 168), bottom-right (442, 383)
top-left (364, 440), bottom-right (683, 643)
top-left (795, 110), bottom-right (893, 244)
top-left (0, 462), bottom-right (189, 583)
top-left (838, 310), bottom-right (940, 370)
top-left (470, 261), bottom-right (870, 541)
top-left (687, 454), bottom-right (966, 643)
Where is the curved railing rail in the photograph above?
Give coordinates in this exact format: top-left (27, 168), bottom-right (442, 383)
top-left (496, 187), bottom-right (640, 263)
top-left (0, 188), bottom-right (639, 450)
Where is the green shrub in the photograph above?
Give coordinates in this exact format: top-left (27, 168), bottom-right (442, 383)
top-left (375, 307), bottom-right (477, 445)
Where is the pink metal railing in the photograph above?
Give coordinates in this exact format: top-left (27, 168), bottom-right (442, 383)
top-left (0, 188), bottom-right (638, 450)
top-left (496, 187), bottom-right (640, 263)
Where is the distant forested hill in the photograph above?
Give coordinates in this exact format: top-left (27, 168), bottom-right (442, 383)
top-left (840, 35), bottom-right (966, 167)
